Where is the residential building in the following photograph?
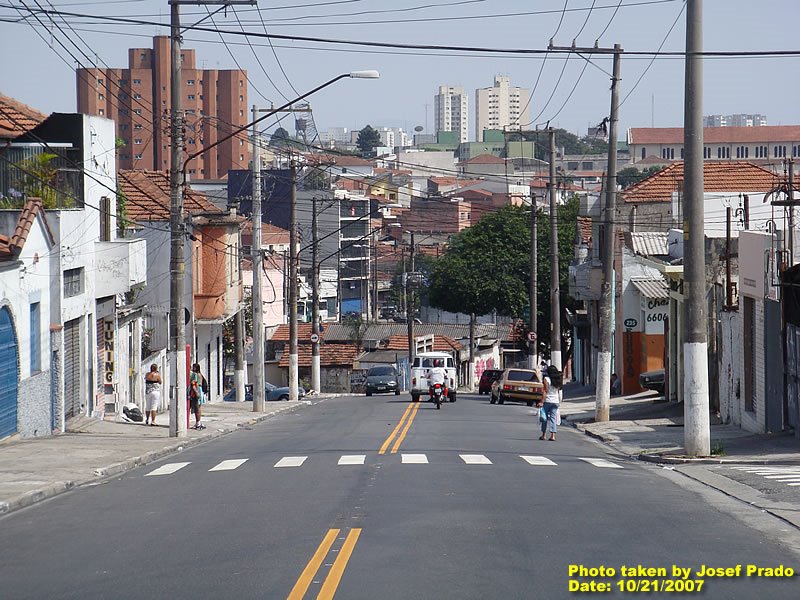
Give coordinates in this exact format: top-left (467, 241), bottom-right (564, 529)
top-left (1, 111), bottom-right (147, 436)
top-left (77, 35), bottom-right (249, 179)
top-left (474, 76), bottom-right (531, 142)
top-left (627, 125), bottom-right (800, 170)
top-left (434, 85), bottom-right (469, 143)
top-left (703, 114), bottom-right (767, 128)
top-left (119, 170), bottom-right (242, 403)
top-left (338, 192), bottom-right (374, 317)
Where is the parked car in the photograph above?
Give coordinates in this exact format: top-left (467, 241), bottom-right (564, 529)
top-left (222, 382), bottom-right (305, 402)
top-left (639, 369), bottom-right (665, 394)
top-left (365, 365), bottom-right (401, 396)
top-left (478, 369), bottom-right (504, 395)
top-left (490, 368), bottom-right (544, 407)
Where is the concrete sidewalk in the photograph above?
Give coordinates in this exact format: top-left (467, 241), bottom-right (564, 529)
top-left (0, 398), bottom-right (317, 516)
top-left (560, 383), bottom-right (800, 464)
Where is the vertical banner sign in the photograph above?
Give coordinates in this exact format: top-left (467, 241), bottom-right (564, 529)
top-left (103, 320), bottom-right (115, 388)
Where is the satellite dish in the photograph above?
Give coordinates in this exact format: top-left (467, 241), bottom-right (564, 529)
top-left (414, 125), bottom-right (423, 132)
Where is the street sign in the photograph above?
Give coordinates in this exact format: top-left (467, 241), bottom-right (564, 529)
top-left (310, 333), bottom-right (320, 343)
top-left (526, 331), bottom-right (537, 343)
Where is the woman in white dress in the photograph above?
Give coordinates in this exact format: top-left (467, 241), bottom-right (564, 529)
top-left (144, 364), bottom-right (162, 426)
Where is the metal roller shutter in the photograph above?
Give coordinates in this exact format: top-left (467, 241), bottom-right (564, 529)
top-left (64, 318), bottom-right (81, 419)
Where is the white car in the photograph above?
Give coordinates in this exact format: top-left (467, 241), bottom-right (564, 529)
top-left (410, 352), bottom-right (457, 402)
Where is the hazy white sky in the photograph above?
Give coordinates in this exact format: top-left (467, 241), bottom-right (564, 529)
top-left (1, 0), bottom-right (798, 140)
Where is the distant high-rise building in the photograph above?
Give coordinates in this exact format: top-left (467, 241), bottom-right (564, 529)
top-left (703, 113), bottom-right (767, 128)
top-left (77, 36), bottom-right (249, 179)
top-left (434, 86), bottom-right (469, 143)
top-left (474, 76), bottom-right (530, 141)
top-left (321, 127), bottom-right (350, 143)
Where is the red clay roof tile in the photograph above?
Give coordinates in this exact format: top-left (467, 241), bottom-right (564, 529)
top-left (119, 170), bottom-right (220, 221)
top-left (0, 93), bottom-right (47, 138)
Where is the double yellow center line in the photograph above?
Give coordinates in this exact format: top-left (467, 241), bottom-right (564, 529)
top-left (287, 528), bottom-right (362, 600)
top-left (379, 401), bottom-right (420, 455)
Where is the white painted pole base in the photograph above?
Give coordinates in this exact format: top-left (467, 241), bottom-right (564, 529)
top-left (289, 353), bottom-right (299, 401)
top-left (551, 350), bottom-right (562, 371)
top-left (235, 369), bottom-right (245, 402)
top-left (595, 350), bottom-right (611, 422)
top-left (171, 348), bottom-right (187, 438)
top-left (312, 354), bottom-right (321, 394)
top-left (683, 342), bottom-right (710, 457)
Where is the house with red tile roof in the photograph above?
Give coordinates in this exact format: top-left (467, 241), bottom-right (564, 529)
top-left (118, 169), bottom-right (243, 403)
top-left (0, 198), bottom-right (54, 439)
top-left (0, 92), bottom-right (46, 140)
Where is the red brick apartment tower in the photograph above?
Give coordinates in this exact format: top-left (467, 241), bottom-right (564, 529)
top-left (77, 36), bottom-right (249, 179)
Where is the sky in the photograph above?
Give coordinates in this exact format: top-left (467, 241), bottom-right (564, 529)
top-left (1, 0), bottom-right (799, 142)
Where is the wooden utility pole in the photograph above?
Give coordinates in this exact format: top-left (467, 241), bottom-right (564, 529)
top-left (548, 128), bottom-right (562, 370)
top-left (311, 195), bottom-right (321, 393)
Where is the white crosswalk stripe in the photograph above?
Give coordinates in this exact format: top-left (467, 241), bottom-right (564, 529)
top-left (520, 455), bottom-right (557, 466)
top-left (209, 459), bottom-right (248, 472)
top-left (460, 454), bottom-right (492, 465)
top-left (274, 456), bottom-right (308, 468)
top-left (338, 455), bottom-right (366, 465)
top-left (145, 462), bottom-right (190, 476)
top-left (730, 466), bottom-right (800, 488)
top-left (579, 457), bottom-right (623, 469)
top-left (401, 453), bottom-right (429, 464)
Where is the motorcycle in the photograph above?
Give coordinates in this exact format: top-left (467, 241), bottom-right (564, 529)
top-left (430, 383), bottom-right (445, 410)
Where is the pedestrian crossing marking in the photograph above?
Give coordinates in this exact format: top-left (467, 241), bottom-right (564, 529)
top-left (401, 454), bottom-right (429, 464)
top-left (579, 458), bottom-right (623, 469)
top-left (145, 462), bottom-right (190, 476)
top-left (729, 465), bottom-right (800, 489)
top-left (460, 454), bottom-right (492, 465)
top-left (275, 456), bottom-right (308, 468)
top-left (520, 455), bottom-right (557, 466)
top-left (209, 459), bottom-right (248, 472)
top-left (338, 455), bottom-right (366, 465)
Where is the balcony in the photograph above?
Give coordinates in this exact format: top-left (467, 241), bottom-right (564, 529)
top-left (94, 238), bottom-right (147, 297)
top-left (195, 283), bottom-right (242, 323)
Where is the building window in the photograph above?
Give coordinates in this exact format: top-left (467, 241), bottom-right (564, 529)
top-left (100, 196), bottom-right (112, 242)
top-left (63, 267), bottom-right (84, 298)
top-left (120, 109), bottom-right (129, 116)
top-left (133, 78), bottom-right (141, 84)
top-left (680, 148), bottom-right (684, 159)
top-left (736, 147), bottom-right (741, 159)
top-left (133, 94), bottom-right (141, 100)
top-left (135, 153), bottom-right (143, 160)
top-left (187, 79), bottom-right (195, 85)
top-left (134, 124), bottom-right (142, 130)
top-left (134, 139), bottom-right (142, 145)
top-left (30, 302), bottom-right (41, 373)
top-left (188, 94), bottom-right (195, 100)
top-left (99, 109), bottom-right (105, 116)
top-left (98, 93), bottom-right (104, 100)
top-left (641, 148), bottom-right (646, 160)
top-left (134, 109), bottom-right (142, 115)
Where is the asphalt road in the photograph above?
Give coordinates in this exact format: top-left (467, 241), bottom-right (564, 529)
top-left (1, 393), bottom-right (798, 599)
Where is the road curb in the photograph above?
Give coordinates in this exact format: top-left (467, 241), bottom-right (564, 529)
top-left (638, 453), bottom-right (800, 466)
top-left (0, 401), bottom-right (309, 517)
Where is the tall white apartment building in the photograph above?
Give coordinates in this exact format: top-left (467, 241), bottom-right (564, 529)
top-left (377, 127), bottom-right (411, 149)
top-left (434, 85), bottom-right (469, 143)
top-left (474, 76), bottom-right (531, 141)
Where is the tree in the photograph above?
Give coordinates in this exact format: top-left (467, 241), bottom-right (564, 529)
top-left (356, 125), bottom-right (382, 154)
top-left (617, 165), bottom-right (664, 189)
top-left (269, 127), bottom-right (291, 148)
top-left (532, 128), bottom-right (608, 161)
top-left (426, 199), bottom-right (581, 355)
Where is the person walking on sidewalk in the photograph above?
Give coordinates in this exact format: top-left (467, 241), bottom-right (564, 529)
top-left (539, 365), bottom-right (562, 441)
top-left (189, 363), bottom-right (207, 430)
top-left (144, 364), bottom-right (162, 426)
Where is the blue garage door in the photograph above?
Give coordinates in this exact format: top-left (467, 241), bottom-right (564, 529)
top-left (0, 307), bottom-right (19, 438)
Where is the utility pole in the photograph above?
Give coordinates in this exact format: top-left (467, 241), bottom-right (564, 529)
top-left (596, 44), bottom-right (622, 422)
top-left (289, 160), bottom-right (299, 401)
top-left (168, 2), bottom-right (187, 437)
top-left (683, 0), bottom-right (710, 457)
top-left (529, 193), bottom-right (538, 369)
top-left (234, 310), bottom-right (245, 401)
top-left (372, 231), bottom-right (379, 321)
top-left (407, 232), bottom-right (415, 363)
top-left (549, 40), bottom-right (622, 419)
top-left (789, 159), bottom-right (795, 263)
top-left (548, 128), bottom-right (562, 370)
top-left (251, 105), bottom-right (265, 412)
top-left (311, 195), bottom-right (321, 393)
top-left (469, 313), bottom-right (476, 390)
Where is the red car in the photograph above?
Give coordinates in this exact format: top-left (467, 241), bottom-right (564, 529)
top-left (478, 369), bottom-right (504, 395)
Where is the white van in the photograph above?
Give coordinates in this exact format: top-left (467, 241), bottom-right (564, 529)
top-left (410, 351), bottom-right (457, 402)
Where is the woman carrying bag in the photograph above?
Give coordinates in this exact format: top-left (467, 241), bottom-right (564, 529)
top-left (539, 365), bottom-right (563, 441)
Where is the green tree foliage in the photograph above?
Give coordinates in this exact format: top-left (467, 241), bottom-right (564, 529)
top-left (533, 128), bottom-right (608, 161)
top-left (426, 198), bottom-right (580, 353)
top-left (222, 289), bottom-right (252, 371)
top-left (269, 127), bottom-right (291, 148)
top-left (356, 125), bottom-right (382, 154)
top-left (616, 165), bottom-right (664, 189)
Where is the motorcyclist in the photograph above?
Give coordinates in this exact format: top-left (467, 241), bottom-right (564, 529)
top-left (428, 359), bottom-right (448, 400)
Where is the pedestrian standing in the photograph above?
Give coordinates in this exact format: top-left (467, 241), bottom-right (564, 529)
top-left (539, 365), bottom-right (562, 441)
top-left (189, 363), bottom-right (206, 430)
top-left (144, 364), bottom-right (162, 426)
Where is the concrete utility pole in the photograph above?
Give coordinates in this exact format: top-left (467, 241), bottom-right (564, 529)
top-left (289, 160), bottom-right (300, 401)
top-left (469, 313), bottom-right (476, 391)
top-left (548, 128), bottom-right (562, 370)
top-left (234, 310), bottom-right (245, 401)
top-left (168, 2), bottom-right (187, 437)
top-left (407, 232), bottom-right (416, 364)
top-left (311, 195), bottom-right (321, 393)
top-left (789, 159), bottom-right (795, 263)
top-left (529, 193), bottom-right (538, 369)
top-left (251, 105), bottom-right (265, 412)
top-left (596, 44), bottom-right (623, 423)
top-left (683, 0), bottom-right (711, 457)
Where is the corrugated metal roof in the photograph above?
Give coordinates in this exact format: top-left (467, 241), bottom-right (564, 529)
top-left (629, 232), bottom-right (669, 256)
top-left (630, 278), bottom-right (669, 299)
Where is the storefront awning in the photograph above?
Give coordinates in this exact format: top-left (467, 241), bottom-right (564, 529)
top-left (630, 277), bottom-right (669, 299)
